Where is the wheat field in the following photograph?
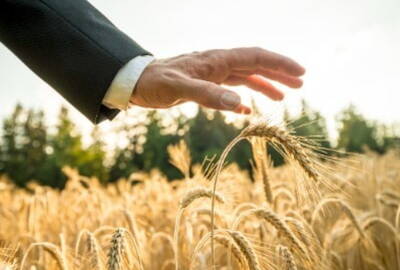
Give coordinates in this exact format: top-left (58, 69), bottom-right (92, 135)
top-left (0, 123), bottom-right (399, 270)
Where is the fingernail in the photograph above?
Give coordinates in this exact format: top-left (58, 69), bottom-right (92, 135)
top-left (220, 92), bottom-right (240, 109)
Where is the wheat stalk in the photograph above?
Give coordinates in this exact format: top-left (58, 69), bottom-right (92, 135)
top-left (175, 187), bottom-right (225, 270)
top-left (180, 188), bottom-right (225, 209)
top-left (20, 243), bottom-right (68, 270)
top-left (75, 229), bottom-right (90, 258)
top-left (395, 205), bottom-right (400, 231)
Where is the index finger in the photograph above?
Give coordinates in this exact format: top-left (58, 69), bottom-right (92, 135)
top-left (221, 47), bottom-right (306, 77)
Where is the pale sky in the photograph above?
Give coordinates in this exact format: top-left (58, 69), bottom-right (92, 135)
top-left (0, 0), bottom-right (399, 142)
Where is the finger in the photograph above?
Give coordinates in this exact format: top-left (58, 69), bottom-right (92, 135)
top-left (234, 104), bottom-right (252, 114)
top-left (177, 78), bottom-right (248, 113)
top-left (232, 69), bottom-right (303, 88)
top-left (218, 47), bottom-right (305, 76)
top-left (224, 75), bottom-right (284, 101)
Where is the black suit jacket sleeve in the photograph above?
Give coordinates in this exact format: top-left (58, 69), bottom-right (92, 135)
top-left (0, 0), bottom-right (151, 123)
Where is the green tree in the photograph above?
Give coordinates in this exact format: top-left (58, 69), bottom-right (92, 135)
top-left (82, 126), bottom-right (109, 182)
top-left (109, 109), bottom-right (187, 181)
top-left (336, 105), bottom-right (380, 153)
top-left (108, 110), bottom-right (150, 181)
top-left (0, 104), bottom-right (23, 185)
top-left (40, 106), bottom-right (108, 187)
top-left (186, 108), bottom-right (252, 170)
top-left (132, 110), bottom-right (181, 179)
top-left (380, 124), bottom-right (400, 152)
top-left (0, 104), bottom-right (48, 186)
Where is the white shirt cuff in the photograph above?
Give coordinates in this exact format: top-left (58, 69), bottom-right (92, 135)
top-left (102, 55), bottom-right (155, 110)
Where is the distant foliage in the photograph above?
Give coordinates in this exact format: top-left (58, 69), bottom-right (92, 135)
top-left (336, 104), bottom-right (392, 153)
top-left (0, 101), bottom-right (398, 187)
top-left (0, 105), bottom-right (108, 188)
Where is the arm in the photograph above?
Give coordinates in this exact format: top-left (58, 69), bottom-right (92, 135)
top-left (0, 1), bottom-right (306, 123)
top-left (0, 0), bottom-right (150, 123)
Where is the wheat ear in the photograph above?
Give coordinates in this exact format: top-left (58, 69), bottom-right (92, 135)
top-left (180, 188), bottom-right (225, 209)
top-left (87, 232), bottom-right (102, 270)
top-left (214, 234), bottom-right (245, 268)
top-left (233, 208), bottom-right (307, 255)
top-left (227, 230), bottom-right (261, 270)
top-left (241, 123), bottom-right (319, 182)
top-left (167, 139), bottom-right (191, 179)
top-left (284, 217), bottom-right (310, 247)
top-left (107, 228), bottom-right (125, 270)
top-left (277, 245), bottom-right (298, 270)
top-left (251, 138), bottom-right (273, 203)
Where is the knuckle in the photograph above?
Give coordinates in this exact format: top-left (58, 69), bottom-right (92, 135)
top-left (181, 60), bottom-right (198, 77)
top-left (197, 51), bottom-right (230, 78)
top-left (197, 62), bottom-right (215, 79)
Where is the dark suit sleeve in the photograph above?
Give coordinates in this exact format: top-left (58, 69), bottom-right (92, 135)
top-left (0, 0), bottom-right (151, 123)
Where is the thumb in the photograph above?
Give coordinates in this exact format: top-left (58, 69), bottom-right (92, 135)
top-left (179, 78), bottom-right (251, 114)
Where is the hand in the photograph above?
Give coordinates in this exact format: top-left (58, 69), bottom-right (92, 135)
top-left (130, 47), bottom-right (305, 114)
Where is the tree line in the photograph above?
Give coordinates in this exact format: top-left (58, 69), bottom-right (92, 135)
top-left (0, 102), bottom-right (398, 188)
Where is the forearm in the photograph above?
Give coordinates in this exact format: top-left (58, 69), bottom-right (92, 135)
top-left (0, 0), bottom-right (151, 123)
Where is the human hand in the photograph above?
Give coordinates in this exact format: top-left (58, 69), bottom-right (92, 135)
top-left (130, 47), bottom-right (305, 114)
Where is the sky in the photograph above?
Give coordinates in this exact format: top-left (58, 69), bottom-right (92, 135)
top-left (0, 0), bottom-right (399, 141)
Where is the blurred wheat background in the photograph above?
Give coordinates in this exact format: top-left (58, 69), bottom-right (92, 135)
top-left (1, 122), bottom-right (400, 270)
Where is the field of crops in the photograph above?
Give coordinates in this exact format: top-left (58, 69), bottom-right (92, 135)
top-left (1, 123), bottom-right (399, 270)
